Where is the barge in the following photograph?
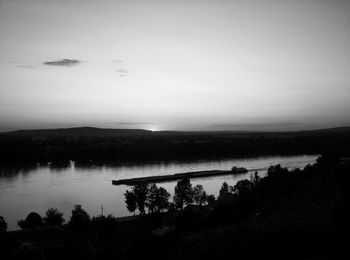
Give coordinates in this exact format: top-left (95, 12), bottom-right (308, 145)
top-left (112, 167), bottom-right (248, 186)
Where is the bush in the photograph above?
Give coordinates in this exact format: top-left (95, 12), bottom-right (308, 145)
top-left (174, 178), bottom-right (194, 209)
top-left (68, 205), bottom-right (91, 235)
top-left (44, 208), bottom-right (65, 226)
top-left (18, 212), bottom-right (43, 229)
top-left (0, 216), bottom-right (7, 233)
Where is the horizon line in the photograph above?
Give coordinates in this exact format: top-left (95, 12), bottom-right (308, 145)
top-left (1, 125), bottom-right (350, 134)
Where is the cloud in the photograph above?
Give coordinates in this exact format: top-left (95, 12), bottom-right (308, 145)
top-left (18, 65), bottom-right (33, 68)
top-left (116, 68), bottom-right (128, 73)
top-left (115, 122), bottom-right (155, 126)
top-left (44, 59), bottom-right (81, 66)
top-left (116, 68), bottom-right (129, 77)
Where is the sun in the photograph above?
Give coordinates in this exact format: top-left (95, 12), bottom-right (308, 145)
top-left (147, 126), bottom-right (160, 132)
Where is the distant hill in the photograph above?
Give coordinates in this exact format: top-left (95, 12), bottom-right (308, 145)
top-left (298, 126), bottom-right (350, 134)
top-left (1, 126), bottom-right (350, 164)
top-left (1, 127), bottom-right (153, 138)
top-left (2, 126), bottom-right (350, 138)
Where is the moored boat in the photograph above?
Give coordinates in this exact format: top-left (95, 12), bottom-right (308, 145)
top-left (231, 166), bottom-right (248, 173)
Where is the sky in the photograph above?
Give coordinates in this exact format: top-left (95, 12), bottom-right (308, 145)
top-left (0, 0), bottom-right (349, 132)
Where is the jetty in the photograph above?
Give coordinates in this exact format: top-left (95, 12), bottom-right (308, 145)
top-left (112, 167), bottom-right (249, 186)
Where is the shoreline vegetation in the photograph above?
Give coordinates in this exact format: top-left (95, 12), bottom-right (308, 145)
top-left (1, 154), bottom-right (349, 259)
top-left (1, 126), bottom-right (350, 166)
top-left (1, 127), bottom-right (350, 259)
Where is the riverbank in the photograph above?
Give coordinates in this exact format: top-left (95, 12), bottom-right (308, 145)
top-left (1, 154), bottom-right (349, 259)
top-left (1, 126), bottom-right (349, 165)
top-left (0, 155), bottom-right (318, 231)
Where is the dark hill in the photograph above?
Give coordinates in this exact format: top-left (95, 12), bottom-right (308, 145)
top-left (1, 126), bottom-right (350, 165)
top-left (2, 126), bottom-right (350, 138)
top-left (1, 127), bottom-right (153, 138)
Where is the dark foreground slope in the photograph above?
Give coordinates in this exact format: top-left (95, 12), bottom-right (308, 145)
top-left (136, 155), bottom-right (349, 260)
top-left (1, 127), bottom-right (350, 165)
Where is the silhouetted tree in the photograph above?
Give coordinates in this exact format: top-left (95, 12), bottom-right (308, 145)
top-left (146, 184), bottom-right (170, 213)
top-left (44, 208), bottom-right (65, 226)
top-left (174, 178), bottom-right (194, 209)
top-left (218, 181), bottom-right (232, 199)
top-left (124, 190), bottom-right (137, 215)
top-left (18, 212), bottom-right (43, 229)
top-left (155, 186), bottom-right (170, 212)
top-left (68, 205), bottom-right (91, 234)
top-left (168, 202), bottom-right (177, 211)
top-left (206, 194), bottom-right (216, 205)
top-left (133, 184), bottom-right (149, 214)
top-left (267, 164), bottom-right (289, 177)
top-left (193, 184), bottom-right (207, 206)
top-left (233, 179), bottom-right (254, 196)
top-left (0, 216), bottom-right (7, 233)
top-left (250, 171), bottom-right (261, 214)
top-left (250, 171), bottom-right (260, 185)
top-left (147, 183), bottom-right (158, 213)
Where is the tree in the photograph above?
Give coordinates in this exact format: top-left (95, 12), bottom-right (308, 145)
top-left (250, 171), bottom-right (260, 185)
top-left (146, 184), bottom-right (170, 213)
top-left (133, 184), bottom-right (149, 215)
top-left (233, 179), bottom-right (254, 197)
top-left (124, 190), bottom-right (137, 215)
top-left (193, 184), bottom-right (207, 206)
top-left (218, 181), bottom-right (232, 199)
top-left (0, 216), bottom-right (7, 233)
top-left (146, 183), bottom-right (158, 214)
top-left (44, 208), bottom-right (65, 226)
top-left (250, 171), bottom-right (261, 214)
top-left (68, 205), bottom-right (91, 234)
top-left (18, 212), bottom-right (43, 229)
top-left (267, 164), bottom-right (289, 177)
top-left (206, 194), bottom-right (216, 205)
top-left (174, 178), bottom-right (194, 209)
top-left (155, 187), bottom-right (170, 212)
top-left (168, 202), bottom-right (177, 211)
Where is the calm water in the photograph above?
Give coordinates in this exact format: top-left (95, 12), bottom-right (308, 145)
top-left (0, 154), bottom-right (318, 230)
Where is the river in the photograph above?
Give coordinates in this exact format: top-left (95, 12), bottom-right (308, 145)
top-left (0, 154), bottom-right (318, 230)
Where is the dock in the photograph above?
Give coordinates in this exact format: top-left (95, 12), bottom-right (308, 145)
top-left (112, 167), bottom-right (249, 186)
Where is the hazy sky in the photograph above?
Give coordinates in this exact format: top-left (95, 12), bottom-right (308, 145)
top-left (1, 0), bottom-right (349, 131)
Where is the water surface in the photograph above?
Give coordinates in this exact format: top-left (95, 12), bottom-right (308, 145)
top-left (0, 155), bottom-right (318, 230)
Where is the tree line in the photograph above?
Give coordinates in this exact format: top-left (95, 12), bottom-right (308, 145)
top-left (2, 129), bottom-right (349, 165)
top-left (0, 205), bottom-right (115, 238)
top-left (2, 154), bottom-right (347, 236)
top-left (124, 179), bottom-right (213, 215)
top-left (0, 174), bottom-right (258, 233)
top-left (123, 173), bottom-right (262, 216)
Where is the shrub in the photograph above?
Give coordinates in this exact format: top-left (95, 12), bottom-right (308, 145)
top-left (0, 216), bottom-right (7, 233)
top-left (18, 212), bottom-right (43, 229)
top-left (44, 208), bottom-right (65, 226)
top-left (68, 205), bottom-right (91, 234)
